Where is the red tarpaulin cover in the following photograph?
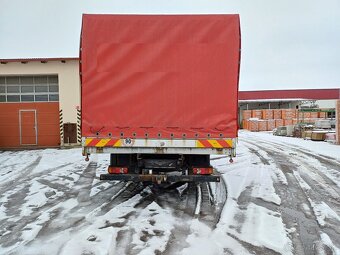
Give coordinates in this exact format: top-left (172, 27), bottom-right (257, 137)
top-left (80, 14), bottom-right (240, 139)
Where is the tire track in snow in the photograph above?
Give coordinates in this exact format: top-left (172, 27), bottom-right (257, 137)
top-left (241, 138), bottom-right (340, 254)
top-left (245, 138), bottom-right (340, 205)
top-left (0, 155), bottom-right (42, 193)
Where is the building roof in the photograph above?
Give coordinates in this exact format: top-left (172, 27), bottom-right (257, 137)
top-left (0, 57), bottom-right (79, 63)
top-left (239, 89), bottom-right (340, 101)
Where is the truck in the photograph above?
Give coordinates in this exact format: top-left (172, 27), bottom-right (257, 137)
top-left (80, 14), bottom-right (241, 183)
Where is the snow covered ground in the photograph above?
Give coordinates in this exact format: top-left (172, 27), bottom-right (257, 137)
top-left (0, 131), bottom-right (339, 255)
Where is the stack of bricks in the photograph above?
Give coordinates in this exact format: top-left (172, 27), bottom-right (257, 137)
top-left (267, 119), bottom-right (275, 130)
top-left (258, 120), bottom-right (268, 131)
top-left (242, 110), bottom-right (252, 120)
top-left (273, 109), bottom-right (282, 119)
top-left (337, 100), bottom-right (340, 145)
top-left (319, 112), bottom-right (327, 118)
top-left (241, 108), bottom-right (331, 132)
top-left (275, 119), bottom-right (283, 128)
top-left (251, 110), bottom-right (262, 119)
top-left (248, 119), bottom-right (259, 131)
top-left (262, 109), bottom-right (273, 119)
top-left (281, 109), bottom-right (296, 119)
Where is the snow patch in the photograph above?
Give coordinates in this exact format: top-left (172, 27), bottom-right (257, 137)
top-left (181, 219), bottom-right (224, 255)
top-left (320, 233), bottom-right (340, 255)
top-left (131, 202), bottom-right (176, 255)
top-left (228, 203), bottom-right (293, 255)
top-left (309, 201), bottom-right (340, 226)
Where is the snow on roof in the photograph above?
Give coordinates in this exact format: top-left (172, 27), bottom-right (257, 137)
top-left (0, 57), bottom-right (79, 63)
top-left (239, 98), bottom-right (306, 103)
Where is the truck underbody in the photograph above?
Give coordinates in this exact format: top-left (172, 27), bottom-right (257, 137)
top-left (100, 153), bottom-right (221, 183)
top-left (83, 137), bottom-right (236, 183)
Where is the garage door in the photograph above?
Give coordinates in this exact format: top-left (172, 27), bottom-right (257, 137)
top-left (0, 75), bottom-right (60, 148)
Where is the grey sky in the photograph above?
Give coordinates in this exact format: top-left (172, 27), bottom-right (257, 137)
top-left (0, 0), bottom-right (339, 91)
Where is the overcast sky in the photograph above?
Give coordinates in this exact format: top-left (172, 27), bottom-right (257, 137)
top-left (0, 0), bottom-right (339, 91)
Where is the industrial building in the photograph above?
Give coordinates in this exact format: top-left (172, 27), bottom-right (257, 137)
top-left (0, 58), bottom-right (339, 148)
top-left (0, 58), bottom-right (79, 148)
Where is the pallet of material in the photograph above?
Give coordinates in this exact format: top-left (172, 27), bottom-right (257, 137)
top-left (242, 119), bottom-right (249, 129)
top-left (311, 131), bottom-right (327, 141)
top-left (282, 109), bottom-right (296, 119)
top-left (310, 112), bottom-right (318, 118)
top-left (298, 111), bottom-right (311, 118)
top-left (258, 120), bottom-right (267, 131)
top-left (242, 110), bottom-right (252, 120)
top-left (267, 119), bottom-right (275, 131)
top-left (273, 109), bottom-right (282, 119)
top-left (248, 119), bottom-right (259, 131)
top-left (251, 110), bottom-right (262, 119)
top-left (303, 131), bottom-right (312, 140)
top-left (318, 112), bottom-right (327, 118)
top-left (262, 109), bottom-right (273, 120)
top-left (275, 119), bottom-right (283, 128)
top-left (283, 119), bottom-right (293, 126)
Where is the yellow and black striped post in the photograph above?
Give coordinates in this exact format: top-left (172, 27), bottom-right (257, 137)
top-left (77, 108), bottom-right (81, 144)
top-left (59, 109), bottom-right (64, 146)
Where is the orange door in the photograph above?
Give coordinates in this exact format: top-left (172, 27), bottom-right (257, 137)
top-left (20, 110), bottom-right (37, 145)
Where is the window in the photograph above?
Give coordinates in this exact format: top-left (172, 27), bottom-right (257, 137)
top-left (7, 86), bottom-right (20, 93)
top-left (0, 75), bottom-right (59, 103)
top-left (49, 85), bottom-right (58, 92)
top-left (6, 77), bottom-right (19, 84)
top-left (21, 95), bottom-right (34, 101)
top-left (35, 95), bottom-right (48, 101)
top-left (7, 95), bottom-right (20, 102)
top-left (49, 94), bottom-right (59, 101)
top-left (35, 85), bottom-right (48, 93)
top-left (21, 76), bottom-right (34, 84)
top-left (21, 86), bottom-right (34, 93)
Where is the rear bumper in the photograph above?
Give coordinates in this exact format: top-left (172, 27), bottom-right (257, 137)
top-left (82, 137), bottom-right (237, 156)
top-left (100, 173), bottom-right (221, 182)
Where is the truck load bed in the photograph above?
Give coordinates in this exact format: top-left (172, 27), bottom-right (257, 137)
top-left (80, 14), bottom-right (240, 141)
top-left (81, 14), bottom-right (241, 182)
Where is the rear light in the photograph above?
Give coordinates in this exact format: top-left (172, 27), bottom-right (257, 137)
top-left (193, 167), bottom-right (213, 175)
top-left (108, 166), bottom-right (128, 174)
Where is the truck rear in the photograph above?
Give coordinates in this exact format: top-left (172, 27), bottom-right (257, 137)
top-left (80, 14), bottom-right (241, 183)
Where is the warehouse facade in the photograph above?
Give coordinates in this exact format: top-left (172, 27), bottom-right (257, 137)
top-left (0, 58), bottom-right (80, 148)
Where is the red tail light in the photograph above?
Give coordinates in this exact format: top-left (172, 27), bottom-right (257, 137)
top-left (108, 166), bottom-right (128, 174)
top-left (193, 167), bottom-right (213, 175)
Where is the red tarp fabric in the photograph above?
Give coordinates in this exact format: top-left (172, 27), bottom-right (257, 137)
top-left (81, 14), bottom-right (240, 139)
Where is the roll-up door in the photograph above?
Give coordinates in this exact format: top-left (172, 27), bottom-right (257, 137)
top-left (0, 75), bottom-right (60, 148)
